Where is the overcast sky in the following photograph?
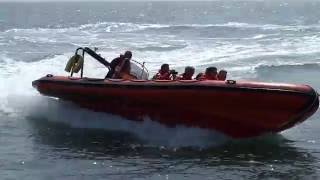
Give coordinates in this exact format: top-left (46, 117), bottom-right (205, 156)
top-left (0, 0), bottom-right (129, 1)
top-left (0, 0), bottom-right (219, 1)
top-left (0, 0), bottom-right (217, 2)
top-left (0, 0), bottom-right (224, 1)
top-left (0, 0), bottom-right (168, 1)
top-left (0, 0), bottom-right (238, 1)
top-left (0, 0), bottom-right (314, 2)
top-left (0, 0), bottom-right (258, 1)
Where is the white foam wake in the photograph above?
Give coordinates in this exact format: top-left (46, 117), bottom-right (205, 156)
top-left (6, 95), bottom-right (229, 148)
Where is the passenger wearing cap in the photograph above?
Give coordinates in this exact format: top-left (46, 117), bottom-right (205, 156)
top-left (106, 51), bottom-right (132, 79)
top-left (176, 66), bottom-right (195, 80)
top-left (196, 67), bottom-right (218, 80)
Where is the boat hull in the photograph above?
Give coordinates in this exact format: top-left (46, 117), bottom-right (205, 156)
top-left (32, 76), bottom-right (319, 138)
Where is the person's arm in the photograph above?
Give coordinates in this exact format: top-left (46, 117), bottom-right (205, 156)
top-left (105, 57), bottom-right (120, 78)
top-left (113, 58), bottom-right (129, 78)
top-left (160, 72), bottom-right (171, 80)
top-left (110, 57), bottom-right (120, 69)
top-left (175, 74), bottom-right (183, 80)
top-left (122, 60), bottom-right (131, 74)
top-left (152, 72), bottom-right (160, 80)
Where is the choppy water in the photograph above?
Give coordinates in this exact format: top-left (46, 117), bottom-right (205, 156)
top-left (1, 1), bottom-right (320, 179)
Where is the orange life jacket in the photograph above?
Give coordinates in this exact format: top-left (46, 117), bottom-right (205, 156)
top-left (153, 70), bottom-right (171, 80)
top-left (176, 73), bottom-right (193, 80)
top-left (197, 74), bottom-right (217, 80)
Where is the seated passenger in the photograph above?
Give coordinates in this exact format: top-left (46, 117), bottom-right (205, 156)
top-left (176, 66), bottom-right (195, 80)
top-left (195, 72), bottom-right (204, 80)
top-left (196, 67), bottom-right (218, 80)
top-left (152, 64), bottom-right (177, 80)
top-left (217, 70), bottom-right (227, 81)
top-left (105, 51), bottom-right (132, 79)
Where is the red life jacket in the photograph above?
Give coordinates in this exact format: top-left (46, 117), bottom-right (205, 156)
top-left (176, 73), bottom-right (193, 80)
top-left (197, 74), bottom-right (217, 80)
top-left (153, 70), bottom-right (171, 80)
top-left (206, 75), bottom-right (218, 80)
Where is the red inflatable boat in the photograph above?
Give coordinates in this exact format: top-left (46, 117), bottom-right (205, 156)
top-left (32, 47), bottom-right (319, 138)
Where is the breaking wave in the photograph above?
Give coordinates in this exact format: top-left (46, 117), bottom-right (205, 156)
top-left (255, 62), bottom-right (320, 72)
top-left (3, 21), bottom-right (320, 34)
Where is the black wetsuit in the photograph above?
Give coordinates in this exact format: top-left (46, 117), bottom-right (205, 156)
top-left (105, 56), bottom-right (131, 78)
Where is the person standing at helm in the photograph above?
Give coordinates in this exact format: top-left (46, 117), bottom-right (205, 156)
top-left (105, 51), bottom-right (132, 79)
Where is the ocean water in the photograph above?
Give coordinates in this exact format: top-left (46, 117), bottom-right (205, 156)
top-left (1, 1), bottom-right (320, 179)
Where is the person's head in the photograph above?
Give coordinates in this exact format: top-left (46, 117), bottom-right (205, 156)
top-left (160, 64), bottom-right (170, 73)
top-left (184, 66), bottom-right (195, 79)
top-left (218, 70), bottom-right (227, 81)
top-left (205, 67), bottom-right (218, 80)
top-left (124, 51), bottom-right (132, 60)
